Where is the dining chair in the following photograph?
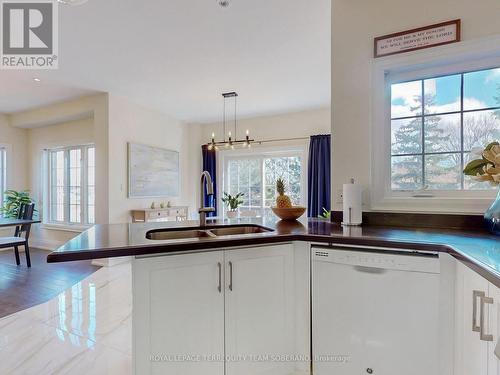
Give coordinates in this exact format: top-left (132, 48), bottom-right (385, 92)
top-left (0, 203), bottom-right (35, 267)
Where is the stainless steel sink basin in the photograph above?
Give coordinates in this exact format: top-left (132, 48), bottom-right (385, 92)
top-left (146, 229), bottom-right (214, 240)
top-left (146, 225), bottom-right (273, 240)
top-left (208, 225), bottom-right (272, 236)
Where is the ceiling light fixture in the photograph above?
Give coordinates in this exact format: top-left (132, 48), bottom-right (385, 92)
top-left (206, 92), bottom-right (255, 151)
top-left (33, 78), bottom-right (41, 82)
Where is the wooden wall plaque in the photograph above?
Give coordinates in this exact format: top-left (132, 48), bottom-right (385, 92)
top-left (374, 20), bottom-right (461, 58)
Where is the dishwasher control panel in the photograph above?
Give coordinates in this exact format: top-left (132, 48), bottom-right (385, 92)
top-left (313, 247), bottom-right (440, 274)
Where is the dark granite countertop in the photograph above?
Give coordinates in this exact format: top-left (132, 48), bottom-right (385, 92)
top-left (47, 217), bottom-right (500, 287)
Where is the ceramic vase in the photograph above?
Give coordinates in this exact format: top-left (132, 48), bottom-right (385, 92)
top-left (484, 188), bottom-right (500, 236)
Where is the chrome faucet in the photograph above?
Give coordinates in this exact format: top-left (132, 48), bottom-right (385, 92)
top-left (199, 171), bottom-right (215, 227)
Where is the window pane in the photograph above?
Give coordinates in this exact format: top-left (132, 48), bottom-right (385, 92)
top-left (464, 68), bottom-right (500, 110)
top-left (391, 118), bottom-right (422, 155)
top-left (391, 80), bottom-right (422, 118)
top-left (424, 74), bottom-right (461, 114)
top-left (463, 110), bottom-right (500, 151)
top-left (51, 151), bottom-right (65, 222)
top-left (69, 149), bottom-right (81, 223)
top-left (87, 147), bottom-right (95, 224)
top-left (0, 149), bottom-right (6, 209)
top-left (424, 114), bottom-right (461, 153)
top-left (425, 154), bottom-right (461, 190)
top-left (264, 156), bottom-right (302, 206)
top-left (391, 155), bottom-right (422, 191)
top-left (227, 159), bottom-right (262, 209)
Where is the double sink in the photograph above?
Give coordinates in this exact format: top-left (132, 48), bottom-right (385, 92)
top-left (146, 224), bottom-right (273, 241)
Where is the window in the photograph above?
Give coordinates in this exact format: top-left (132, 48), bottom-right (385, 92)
top-left (223, 148), bottom-right (305, 219)
top-left (47, 145), bottom-right (95, 225)
top-left (0, 147), bottom-right (5, 207)
top-left (390, 67), bottom-right (500, 191)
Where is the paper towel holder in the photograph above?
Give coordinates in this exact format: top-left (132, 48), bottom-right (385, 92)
top-left (341, 178), bottom-right (362, 227)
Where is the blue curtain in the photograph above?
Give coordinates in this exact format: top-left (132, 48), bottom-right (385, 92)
top-left (201, 145), bottom-right (217, 217)
top-left (308, 134), bottom-right (331, 218)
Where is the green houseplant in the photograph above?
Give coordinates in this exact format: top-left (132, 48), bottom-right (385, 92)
top-left (221, 192), bottom-right (244, 219)
top-left (0, 190), bottom-right (34, 218)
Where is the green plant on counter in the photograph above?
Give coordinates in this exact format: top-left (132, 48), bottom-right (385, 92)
top-left (318, 207), bottom-right (331, 220)
top-left (221, 192), bottom-right (244, 211)
top-left (0, 190), bottom-right (34, 218)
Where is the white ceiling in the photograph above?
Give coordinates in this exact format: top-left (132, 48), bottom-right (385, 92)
top-left (0, 0), bottom-right (331, 123)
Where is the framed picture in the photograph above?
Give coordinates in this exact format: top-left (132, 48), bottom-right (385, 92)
top-left (374, 20), bottom-right (461, 58)
top-left (128, 142), bottom-right (179, 198)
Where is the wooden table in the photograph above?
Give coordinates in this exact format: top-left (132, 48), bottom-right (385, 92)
top-left (0, 218), bottom-right (41, 228)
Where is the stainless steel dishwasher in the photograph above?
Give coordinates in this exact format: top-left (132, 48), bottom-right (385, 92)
top-left (312, 245), bottom-right (441, 375)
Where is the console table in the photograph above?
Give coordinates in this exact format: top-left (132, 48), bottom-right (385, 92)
top-left (131, 206), bottom-right (189, 223)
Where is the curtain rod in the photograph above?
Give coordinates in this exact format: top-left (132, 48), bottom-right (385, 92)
top-left (254, 136), bottom-right (310, 144)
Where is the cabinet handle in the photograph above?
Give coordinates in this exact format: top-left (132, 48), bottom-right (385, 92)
top-left (480, 295), bottom-right (494, 342)
top-left (228, 261), bottom-right (233, 291)
top-left (473, 290), bottom-right (485, 332)
top-left (217, 262), bottom-right (222, 293)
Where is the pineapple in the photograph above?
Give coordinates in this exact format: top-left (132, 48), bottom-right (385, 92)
top-left (276, 178), bottom-right (293, 208)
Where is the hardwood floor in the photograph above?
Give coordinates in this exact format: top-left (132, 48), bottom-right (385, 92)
top-left (0, 248), bottom-right (99, 318)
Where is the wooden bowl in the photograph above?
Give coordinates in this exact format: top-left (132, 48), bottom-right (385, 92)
top-left (271, 206), bottom-right (306, 221)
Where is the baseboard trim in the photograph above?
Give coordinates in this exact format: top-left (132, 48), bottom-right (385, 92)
top-left (29, 238), bottom-right (64, 251)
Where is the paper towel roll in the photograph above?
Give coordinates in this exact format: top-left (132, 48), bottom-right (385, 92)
top-left (342, 182), bottom-right (362, 225)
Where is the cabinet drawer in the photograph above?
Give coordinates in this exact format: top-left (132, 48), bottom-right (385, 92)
top-left (147, 210), bottom-right (169, 220)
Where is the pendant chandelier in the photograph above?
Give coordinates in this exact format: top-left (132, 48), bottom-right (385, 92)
top-left (207, 92), bottom-right (255, 150)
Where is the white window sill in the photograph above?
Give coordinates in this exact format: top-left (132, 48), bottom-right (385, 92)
top-left (41, 223), bottom-right (93, 233)
top-left (370, 195), bottom-right (495, 214)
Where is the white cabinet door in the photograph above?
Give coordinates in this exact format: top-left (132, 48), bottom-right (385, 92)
top-left (455, 262), bottom-right (489, 375)
top-left (224, 244), bottom-right (296, 375)
top-left (487, 282), bottom-right (500, 374)
top-left (133, 251), bottom-right (225, 375)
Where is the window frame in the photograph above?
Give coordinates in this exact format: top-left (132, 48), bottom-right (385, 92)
top-left (0, 146), bottom-right (6, 210)
top-left (219, 144), bottom-right (308, 217)
top-left (371, 38), bottom-right (500, 213)
top-left (46, 144), bottom-right (95, 226)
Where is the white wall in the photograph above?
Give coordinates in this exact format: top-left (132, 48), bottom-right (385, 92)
top-left (331, 0), bottom-right (500, 211)
top-left (198, 107), bottom-right (331, 141)
top-left (107, 95), bottom-right (192, 223)
top-left (0, 114), bottom-right (28, 191)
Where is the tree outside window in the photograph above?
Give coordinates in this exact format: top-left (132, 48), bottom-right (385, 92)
top-left (391, 67), bottom-right (500, 191)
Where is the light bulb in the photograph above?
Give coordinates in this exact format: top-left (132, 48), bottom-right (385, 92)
top-left (246, 129), bottom-right (249, 136)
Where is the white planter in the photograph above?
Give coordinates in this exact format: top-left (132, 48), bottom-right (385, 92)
top-left (226, 210), bottom-right (238, 219)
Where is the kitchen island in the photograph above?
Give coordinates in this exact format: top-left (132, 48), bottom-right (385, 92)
top-left (48, 217), bottom-right (500, 375)
top-left (48, 217), bottom-right (500, 287)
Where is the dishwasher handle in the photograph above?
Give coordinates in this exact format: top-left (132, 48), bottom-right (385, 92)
top-left (353, 265), bottom-right (387, 274)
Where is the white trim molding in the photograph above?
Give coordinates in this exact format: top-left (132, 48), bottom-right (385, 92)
top-left (371, 35), bottom-right (500, 214)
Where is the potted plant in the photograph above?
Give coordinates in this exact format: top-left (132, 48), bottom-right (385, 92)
top-left (221, 192), bottom-right (244, 219)
top-left (463, 141), bottom-right (500, 235)
top-left (0, 190), bottom-right (35, 218)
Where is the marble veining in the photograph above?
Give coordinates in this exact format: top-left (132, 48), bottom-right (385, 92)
top-left (0, 263), bottom-right (132, 374)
